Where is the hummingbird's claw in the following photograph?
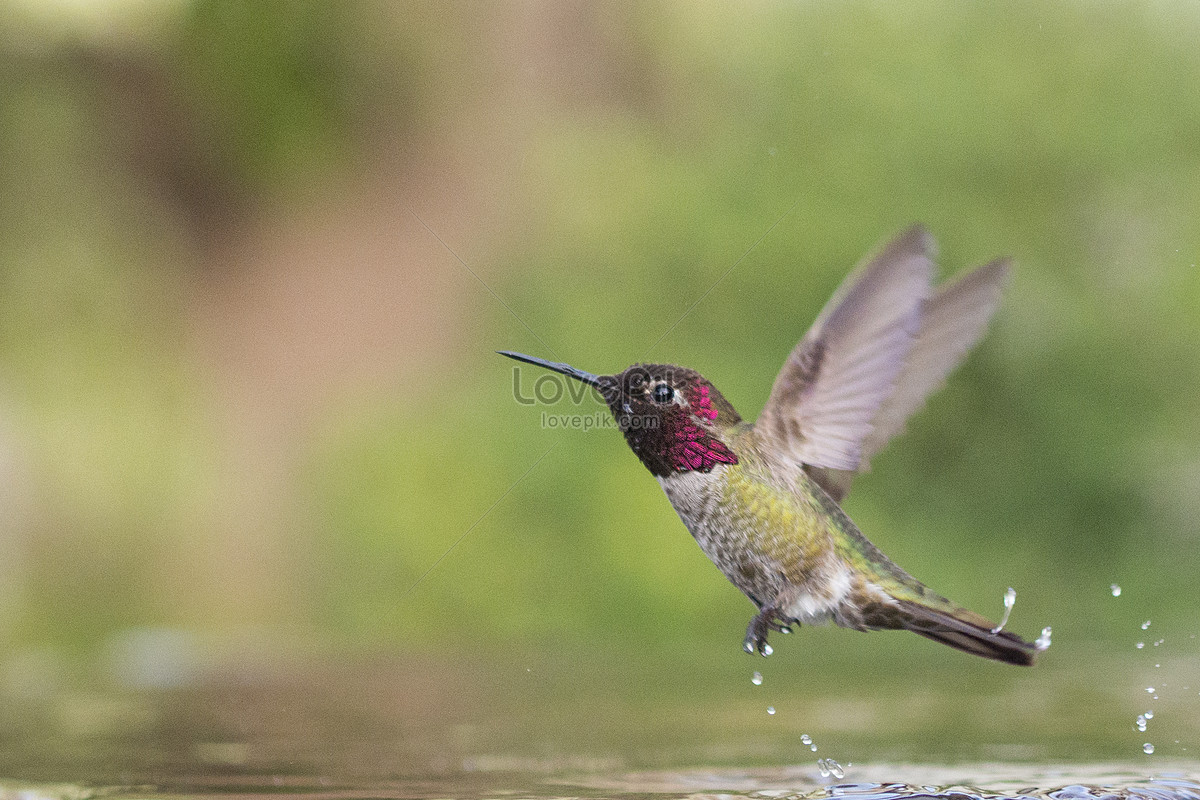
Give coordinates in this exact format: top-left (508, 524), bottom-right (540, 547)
top-left (744, 608), bottom-right (794, 656)
top-left (743, 622), bottom-right (770, 656)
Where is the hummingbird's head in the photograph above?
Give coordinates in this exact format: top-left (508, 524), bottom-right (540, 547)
top-left (598, 363), bottom-right (742, 477)
top-left (499, 351), bottom-right (741, 477)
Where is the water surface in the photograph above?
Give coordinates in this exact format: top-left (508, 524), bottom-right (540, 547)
top-left (0, 642), bottom-right (1196, 800)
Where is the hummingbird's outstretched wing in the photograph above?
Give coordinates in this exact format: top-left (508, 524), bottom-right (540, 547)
top-left (810, 256), bottom-right (1012, 501)
top-left (858, 256), bottom-right (1011, 468)
top-left (759, 226), bottom-right (1011, 503)
top-left (757, 225), bottom-right (934, 477)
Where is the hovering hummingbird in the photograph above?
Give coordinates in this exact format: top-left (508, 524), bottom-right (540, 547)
top-left (501, 225), bottom-right (1039, 666)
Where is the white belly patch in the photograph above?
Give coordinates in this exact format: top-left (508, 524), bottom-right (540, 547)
top-left (782, 562), bottom-right (854, 624)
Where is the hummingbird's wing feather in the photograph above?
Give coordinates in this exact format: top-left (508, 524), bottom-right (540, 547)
top-left (758, 225), bottom-right (934, 475)
top-left (809, 257), bottom-right (1012, 501)
top-left (858, 257), bottom-right (1011, 469)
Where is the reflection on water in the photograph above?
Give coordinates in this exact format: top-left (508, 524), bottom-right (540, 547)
top-left (2, 764), bottom-right (1198, 800)
top-left (0, 645), bottom-right (1196, 800)
top-left (573, 766), bottom-right (1200, 800)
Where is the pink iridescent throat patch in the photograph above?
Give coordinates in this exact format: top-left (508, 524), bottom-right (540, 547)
top-left (667, 385), bottom-right (737, 472)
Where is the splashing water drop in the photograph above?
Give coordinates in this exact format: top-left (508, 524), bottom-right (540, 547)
top-left (801, 734), bottom-right (812, 745)
top-left (767, 706), bottom-right (776, 716)
top-left (1137, 642), bottom-right (1145, 649)
top-left (1154, 639), bottom-right (1164, 646)
top-left (1144, 743), bottom-right (1155, 754)
top-left (752, 671), bottom-right (763, 686)
top-left (991, 587), bottom-right (1017, 633)
top-left (817, 759), bottom-right (831, 778)
top-left (1035, 626), bottom-right (1052, 651)
top-left (1111, 584), bottom-right (1122, 597)
top-left (811, 743), bottom-right (818, 752)
top-left (1136, 715), bottom-right (1148, 732)
top-left (1142, 620), bottom-right (1152, 630)
top-left (1147, 686), bottom-right (1156, 694)
top-left (762, 643), bottom-right (774, 657)
top-left (828, 760), bottom-right (845, 779)
top-left (1145, 710), bottom-right (1154, 719)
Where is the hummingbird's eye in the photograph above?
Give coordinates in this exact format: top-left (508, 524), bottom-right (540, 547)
top-left (652, 382), bottom-right (673, 404)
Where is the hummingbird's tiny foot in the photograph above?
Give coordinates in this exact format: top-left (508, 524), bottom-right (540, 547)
top-left (743, 628), bottom-right (771, 656)
top-left (744, 608), bottom-right (784, 656)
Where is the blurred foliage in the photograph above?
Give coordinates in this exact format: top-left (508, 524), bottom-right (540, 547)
top-left (311, 0), bottom-right (1200, 656)
top-left (0, 0), bottom-right (1197, 684)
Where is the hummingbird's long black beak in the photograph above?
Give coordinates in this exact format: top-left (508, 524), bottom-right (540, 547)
top-left (497, 350), bottom-right (601, 388)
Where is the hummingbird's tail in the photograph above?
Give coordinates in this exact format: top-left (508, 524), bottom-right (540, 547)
top-left (888, 598), bottom-right (1039, 666)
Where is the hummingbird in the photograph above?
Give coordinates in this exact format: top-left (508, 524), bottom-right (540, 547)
top-left (501, 225), bottom-right (1040, 666)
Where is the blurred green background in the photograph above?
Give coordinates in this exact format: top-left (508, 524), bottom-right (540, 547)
top-left (0, 0), bottom-right (1197, 707)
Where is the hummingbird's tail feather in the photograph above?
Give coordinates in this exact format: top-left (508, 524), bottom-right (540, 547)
top-left (889, 598), bottom-right (1038, 666)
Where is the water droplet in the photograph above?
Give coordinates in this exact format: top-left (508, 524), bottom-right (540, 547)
top-left (991, 587), bottom-right (1017, 633)
top-left (1034, 626), bottom-right (1052, 650)
top-left (817, 759), bottom-right (831, 778)
top-left (801, 734), bottom-right (812, 745)
top-left (767, 706), bottom-right (776, 715)
top-left (1111, 584), bottom-right (1122, 597)
top-left (1145, 710), bottom-right (1154, 719)
top-left (752, 671), bottom-right (763, 686)
top-left (1154, 639), bottom-right (1164, 646)
top-left (1136, 715), bottom-right (1147, 732)
top-left (1136, 642), bottom-right (1145, 649)
top-left (1144, 743), bottom-right (1155, 754)
top-left (829, 760), bottom-right (845, 780)
top-left (1155, 663), bottom-right (1161, 668)
top-left (762, 643), bottom-right (774, 657)
top-left (811, 744), bottom-right (818, 752)
top-left (1142, 620), bottom-right (1151, 630)
top-left (1147, 686), bottom-right (1156, 694)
